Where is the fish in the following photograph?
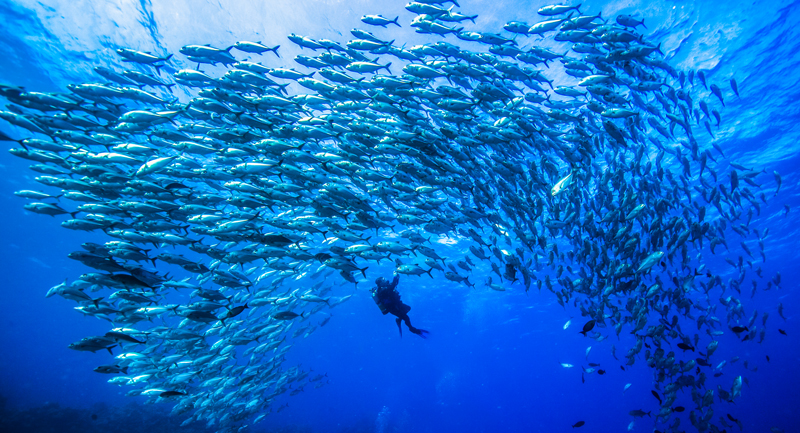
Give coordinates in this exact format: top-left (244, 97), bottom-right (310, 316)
top-left (93, 364), bottom-right (129, 374)
top-left (221, 303), bottom-right (249, 322)
top-left (115, 49), bottom-right (172, 67)
top-left (361, 15), bottom-right (401, 28)
top-left (0, 2), bottom-right (780, 431)
top-left (616, 14), bottom-right (645, 28)
top-left (636, 251), bottom-right (664, 273)
top-left (572, 421), bottom-right (585, 428)
top-left (579, 320), bottom-right (595, 336)
top-left (710, 83), bottom-right (725, 106)
top-left (539, 4), bottom-right (582, 16)
top-left (550, 171), bottom-right (574, 196)
top-left (14, 190), bottom-right (62, 200)
top-left (651, 390), bottom-right (662, 404)
top-left (273, 311), bottom-right (305, 320)
top-left (677, 343), bottom-right (694, 352)
top-left (68, 337), bottom-right (117, 354)
top-left (232, 41), bottom-right (280, 56)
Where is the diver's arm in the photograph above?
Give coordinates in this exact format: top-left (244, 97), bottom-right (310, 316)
top-left (389, 274), bottom-right (399, 290)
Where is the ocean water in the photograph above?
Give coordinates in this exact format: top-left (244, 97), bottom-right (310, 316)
top-left (0, 0), bottom-right (798, 432)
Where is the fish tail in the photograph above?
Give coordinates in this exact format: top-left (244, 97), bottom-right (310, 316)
top-left (391, 16), bottom-right (400, 27)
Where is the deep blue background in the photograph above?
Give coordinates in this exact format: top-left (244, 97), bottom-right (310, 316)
top-left (1, 0), bottom-right (799, 432)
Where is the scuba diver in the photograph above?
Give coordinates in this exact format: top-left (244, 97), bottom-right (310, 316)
top-left (371, 274), bottom-right (428, 338)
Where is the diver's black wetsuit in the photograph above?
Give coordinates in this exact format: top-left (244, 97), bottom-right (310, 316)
top-left (371, 275), bottom-right (428, 338)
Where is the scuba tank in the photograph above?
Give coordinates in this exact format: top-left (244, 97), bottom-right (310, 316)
top-left (372, 287), bottom-right (390, 315)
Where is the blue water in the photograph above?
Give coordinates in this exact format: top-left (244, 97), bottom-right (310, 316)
top-left (1, 0), bottom-right (799, 432)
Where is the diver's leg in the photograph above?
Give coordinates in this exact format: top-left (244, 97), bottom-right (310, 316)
top-left (395, 317), bottom-right (403, 337)
top-left (402, 315), bottom-right (428, 338)
top-left (398, 314), bottom-right (428, 338)
top-left (402, 315), bottom-right (414, 331)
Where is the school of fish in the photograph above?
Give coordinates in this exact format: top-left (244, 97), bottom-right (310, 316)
top-left (0, 1), bottom-right (786, 432)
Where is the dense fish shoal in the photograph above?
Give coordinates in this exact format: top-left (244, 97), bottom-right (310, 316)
top-left (0, 1), bottom-right (788, 432)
